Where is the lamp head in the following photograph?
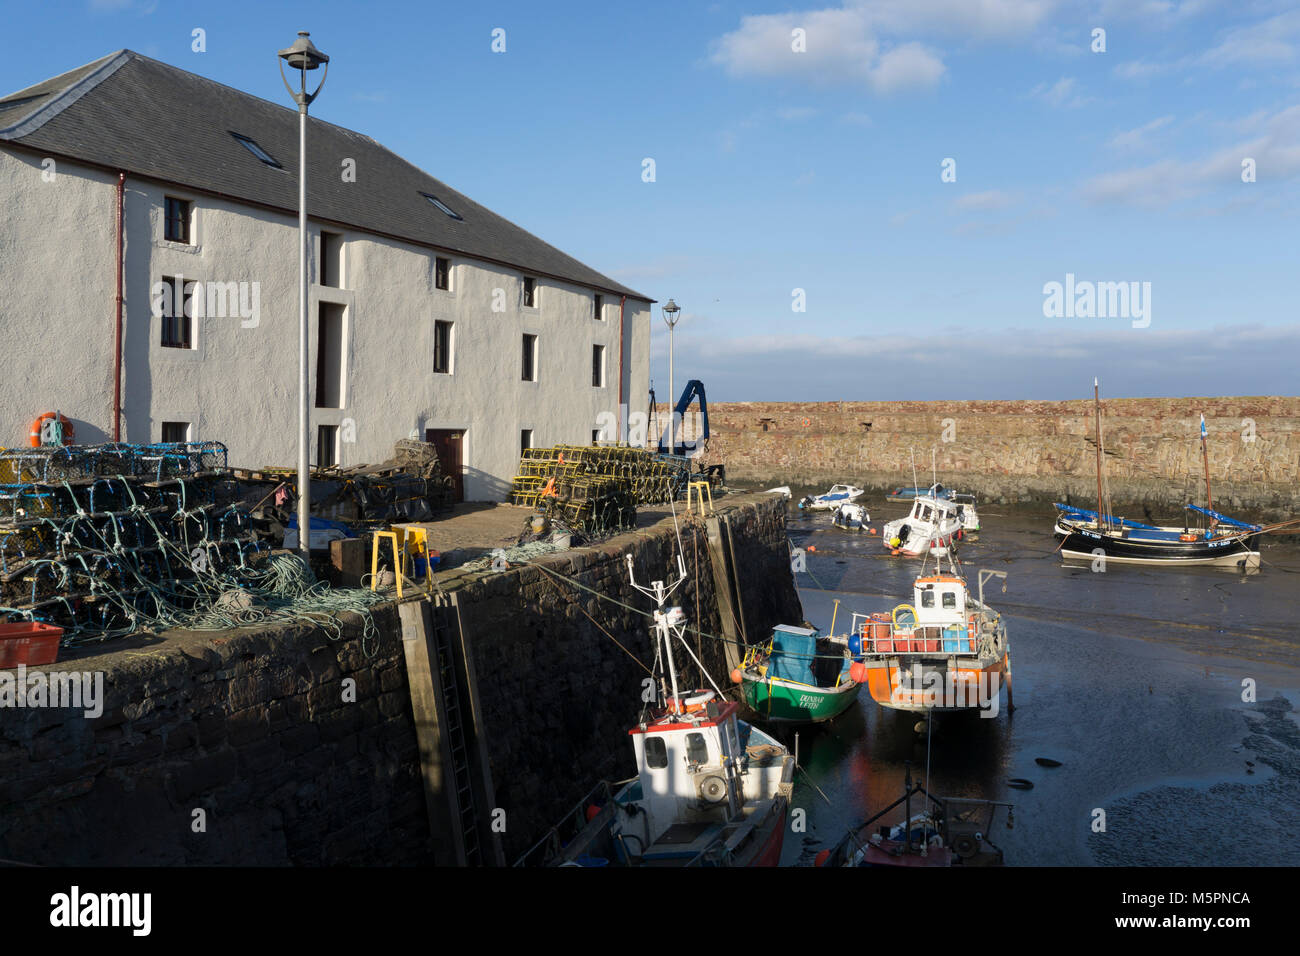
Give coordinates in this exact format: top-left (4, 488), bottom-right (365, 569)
top-left (279, 32), bottom-right (329, 71)
top-left (662, 298), bottom-right (681, 326)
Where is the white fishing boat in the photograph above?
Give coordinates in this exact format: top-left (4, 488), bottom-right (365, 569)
top-left (882, 487), bottom-right (963, 556)
top-left (515, 552), bottom-right (795, 867)
top-left (952, 493), bottom-right (980, 535)
top-left (830, 501), bottom-right (871, 532)
top-left (798, 484), bottom-right (864, 511)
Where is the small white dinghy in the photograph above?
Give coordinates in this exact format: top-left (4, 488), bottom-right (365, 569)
top-left (798, 484), bottom-right (864, 511)
top-left (831, 501), bottom-right (870, 532)
top-left (765, 486), bottom-right (792, 499)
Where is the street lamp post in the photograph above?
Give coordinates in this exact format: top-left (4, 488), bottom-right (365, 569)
top-left (278, 31), bottom-right (329, 561)
top-left (662, 298), bottom-right (681, 455)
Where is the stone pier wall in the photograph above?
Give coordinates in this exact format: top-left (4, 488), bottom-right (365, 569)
top-left (0, 493), bottom-right (800, 865)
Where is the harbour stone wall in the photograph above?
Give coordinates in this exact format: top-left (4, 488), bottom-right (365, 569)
top-left (0, 493), bottom-right (799, 865)
top-left (681, 398), bottom-right (1300, 516)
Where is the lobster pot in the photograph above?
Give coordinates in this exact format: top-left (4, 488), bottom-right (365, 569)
top-left (868, 619), bottom-right (893, 652)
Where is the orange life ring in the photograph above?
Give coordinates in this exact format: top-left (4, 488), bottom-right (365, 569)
top-left (801, 417), bottom-right (811, 428)
top-left (28, 412), bottom-right (75, 447)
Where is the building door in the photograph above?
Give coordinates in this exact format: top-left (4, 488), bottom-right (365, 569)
top-left (425, 429), bottom-right (465, 502)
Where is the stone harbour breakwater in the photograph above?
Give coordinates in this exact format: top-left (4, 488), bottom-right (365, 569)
top-left (681, 397), bottom-right (1300, 517)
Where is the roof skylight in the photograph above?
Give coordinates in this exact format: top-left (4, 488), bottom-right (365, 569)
top-left (421, 192), bottom-right (463, 221)
top-left (231, 132), bottom-right (281, 168)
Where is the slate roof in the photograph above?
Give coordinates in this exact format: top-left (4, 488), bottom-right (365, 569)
top-left (0, 50), bottom-right (649, 300)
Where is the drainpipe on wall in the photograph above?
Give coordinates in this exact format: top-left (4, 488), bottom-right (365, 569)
top-left (617, 294), bottom-right (626, 443)
top-left (113, 171), bottom-right (125, 441)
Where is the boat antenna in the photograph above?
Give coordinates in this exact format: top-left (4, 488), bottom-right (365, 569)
top-left (931, 446), bottom-right (937, 490)
top-left (910, 447), bottom-right (918, 493)
top-left (625, 552), bottom-right (724, 707)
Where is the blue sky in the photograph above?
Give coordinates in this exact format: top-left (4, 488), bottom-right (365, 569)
top-left (4, 0), bottom-right (1298, 400)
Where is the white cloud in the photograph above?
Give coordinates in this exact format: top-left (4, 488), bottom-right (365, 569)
top-left (1083, 104), bottom-right (1300, 205)
top-left (1108, 115), bottom-right (1175, 150)
top-left (1030, 76), bottom-right (1092, 108)
top-left (709, 0), bottom-right (1053, 93)
top-left (660, 323), bottom-right (1300, 400)
top-left (953, 189), bottom-right (1016, 211)
top-left (840, 111), bottom-right (873, 126)
top-left (1201, 10), bottom-right (1300, 69)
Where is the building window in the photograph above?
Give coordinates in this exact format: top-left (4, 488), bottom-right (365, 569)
top-left (231, 132), bottom-right (281, 168)
top-left (591, 429), bottom-right (601, 445)
top-left (521, 334), bottom-right (537, 382)
top-left (520, 429), bottom-right (533, 457)
top-left (164, 197), bottom-right (191, 244)
top-left (320, 231), bottom-right (343, 287)
top-left (317, 424), bottom-right (338, 468)
top-left (592, 344), bottom-right (605, 388)
top-left (160, 275), bottom-right (193, 349)
top-left (522, 277), bottom-right (536, 309)
top-left (593, 294), bottom-right (603, 321)
top-left (161, 421), bottom-right (190, 444)
top-left (421, 192), bottom-right (463, 220)
top-left (435, 256), bottom-right (451, 291)
top-left (434, 320), bottom-right (453, 374)
top-left (315, 303), bottom-right (345, 409)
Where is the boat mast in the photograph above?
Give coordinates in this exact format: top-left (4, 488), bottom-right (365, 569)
top-left (626, 552), bottom-right (724, 710)
top-left (1093, 378), bottom-right (1107, 532)
top-left (1199, 413), bottom-right (1216, 528)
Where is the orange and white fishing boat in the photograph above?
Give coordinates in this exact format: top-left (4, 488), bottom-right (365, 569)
top-left (848, 553), bottom-right (1012, 715)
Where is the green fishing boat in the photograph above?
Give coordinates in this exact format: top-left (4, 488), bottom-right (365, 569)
top-left (736, 623), bottom-right (861, 724)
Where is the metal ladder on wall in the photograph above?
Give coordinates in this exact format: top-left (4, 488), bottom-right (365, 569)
top-left (429, 606), bottom-right (482, 865)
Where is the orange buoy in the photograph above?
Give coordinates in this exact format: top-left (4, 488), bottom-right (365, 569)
top-left (807, 546), bottom-right (816, 553)
top-left (814, 849), bottom-right (832, 867)
top-left (849, 661), bottom-right (868, 684)
top-left (730, 668), bottom-right (744, 684)
top-left (28, 411), bottom-right (75, 448)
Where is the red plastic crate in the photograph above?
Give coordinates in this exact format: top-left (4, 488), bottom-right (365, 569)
top-left (0, 622), bottom-right (63, 668)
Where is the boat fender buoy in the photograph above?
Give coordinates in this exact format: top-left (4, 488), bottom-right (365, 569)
top-left (849, 661), bottom-right (868, 684)
top-left (889, 537), bottom-right (901, 548)
top-left (814, 849), bottom-right (832, 867)
top-left (807, 546), bottom-right (816, 553)
top-left (729, 668), bottom-right (743, 684)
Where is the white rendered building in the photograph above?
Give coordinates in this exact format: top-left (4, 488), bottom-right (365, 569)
top-left (0, 51), bottom-right (651, 500)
